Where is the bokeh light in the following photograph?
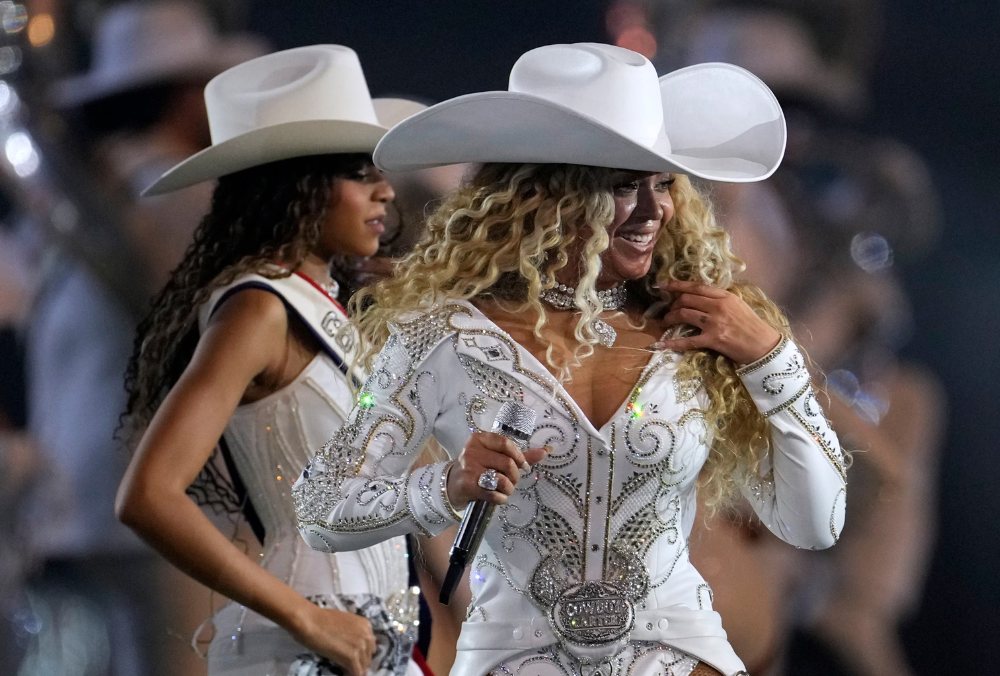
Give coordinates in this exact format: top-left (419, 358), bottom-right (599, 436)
top-left (1, 2), bottom-right (26, 34)
top-left (0, 45), bottom-right (21, 74)
top-left (5, 130), bottom-right (39, 177)
top-left (850, 232), bottom-right (894, 272)
top-left (0, 80), bottom-right (19, 117)
top-left (27, 12), bottom-right (55, 47)
top-left (605, 1), bottom-right (646, 36)
top-left (606, 1), bottom-right (656, 59)
top-left (615, 26), bottom-right (657, 59)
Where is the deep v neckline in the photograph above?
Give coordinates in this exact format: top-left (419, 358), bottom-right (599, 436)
top-left (458, 300), bottom-right (662, 438)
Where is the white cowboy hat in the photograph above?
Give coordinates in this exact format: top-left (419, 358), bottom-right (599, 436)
top-left (374, 43), bottom-right (786, 183)
top-left (52, 1), bottom-right (266, 108)
top-left (142, 45), bottom-right (427, 196)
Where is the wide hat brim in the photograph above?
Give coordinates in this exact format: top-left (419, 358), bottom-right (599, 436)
top-left (142, 96), bottom-right (426, 197)
top-left (374, 63), bottom-right (786, 183)
top-left (142, 119), bottom-right (387, 196)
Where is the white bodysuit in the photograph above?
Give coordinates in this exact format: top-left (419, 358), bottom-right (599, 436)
top-left (294, 301), bottom-right (847, 676)
top-left (201, 272), bottom-right (422, 676)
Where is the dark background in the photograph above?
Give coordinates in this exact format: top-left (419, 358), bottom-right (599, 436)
top-left (865, 1), bottom-right (1000, 669)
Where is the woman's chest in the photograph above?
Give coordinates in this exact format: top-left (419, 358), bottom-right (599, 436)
top-left (440, 337), bottom-right (712, 601)
top-left (488, 312), bottom-right (665, 431)
top-left (442, 336), bottom-right (712, 508)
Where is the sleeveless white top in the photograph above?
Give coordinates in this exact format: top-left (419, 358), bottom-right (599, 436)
top-left (199, 272), bottom-right (419, 676)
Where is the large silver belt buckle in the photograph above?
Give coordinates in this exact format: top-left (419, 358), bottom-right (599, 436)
top-left (550, 581), bottom-right (634, 660)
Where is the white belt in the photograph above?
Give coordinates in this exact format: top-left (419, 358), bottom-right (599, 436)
top-left (453, 606), bottom-right (746, 676)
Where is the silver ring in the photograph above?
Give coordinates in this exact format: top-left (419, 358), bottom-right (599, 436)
top-left (477, 468), bottom-right (499, 491)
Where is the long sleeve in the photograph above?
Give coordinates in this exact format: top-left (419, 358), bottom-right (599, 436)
top-left (293, 328), bottom-right (463, 553)
top-left (737, 336), bottom-right (847, 550)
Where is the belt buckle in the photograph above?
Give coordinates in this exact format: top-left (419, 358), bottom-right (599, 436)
top-left (549, 581), bottom-right (634, 663)
top-left (551, 581), bottom-right (635, 644)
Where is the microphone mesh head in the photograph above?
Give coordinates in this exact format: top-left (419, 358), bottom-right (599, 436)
top-left (494, 401), bottom-right (537, 438)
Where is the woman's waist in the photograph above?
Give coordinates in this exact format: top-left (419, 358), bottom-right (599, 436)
top-left (210, 590), bottom-right (422, 675)
top-left (469, 546), bottom-right (711, 651)
top-left (213, 586), bottom-right (421, 634)
top-left (259, 533), bottom-right (411, 597)
top-left (455, 596), bottom-right (744, 676)
top-left (456, 603), bottom-right (732, 662)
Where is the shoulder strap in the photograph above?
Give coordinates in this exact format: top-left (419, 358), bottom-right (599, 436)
top-left (218, 436), bottom-right (267, 544)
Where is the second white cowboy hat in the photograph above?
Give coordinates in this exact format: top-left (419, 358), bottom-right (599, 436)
top-left (143, 45), bottom-right (426, 196)
top-left (374, 43), bottom-right (785, 182)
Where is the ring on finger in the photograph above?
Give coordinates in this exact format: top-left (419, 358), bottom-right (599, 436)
top-left (477, 468), bottom-right (499, 491)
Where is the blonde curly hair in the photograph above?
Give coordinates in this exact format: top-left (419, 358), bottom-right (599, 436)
top-left (351, 163), bottom-right (790, 507)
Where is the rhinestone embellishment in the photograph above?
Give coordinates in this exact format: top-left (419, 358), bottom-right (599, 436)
top-left (538, 280), bottom-right (625, 348)
top-left (478, 469), bottom-right (499, 491)
top-left (538, 281), bottom-right (627, 311)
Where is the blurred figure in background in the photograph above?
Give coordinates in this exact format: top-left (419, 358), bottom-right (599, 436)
top-left (52, 1), bottom-right (265, 289)
top-left (18, 3), bottom-right (263, 675)
top-left (666, 5), bottom-right (945, 676)
top-left (0, 223), bottom-right (41, 669)
top-left (775, 130), bottom-right (944, 676)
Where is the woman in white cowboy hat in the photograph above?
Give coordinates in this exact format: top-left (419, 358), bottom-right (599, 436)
top-left (294, 43), bottom-right (848, 676)
top-left (116, 45), bottom-right (428, 676)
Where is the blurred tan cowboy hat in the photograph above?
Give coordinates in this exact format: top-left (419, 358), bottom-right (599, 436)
top-left (142, 45), bottom-right (426, 196)
top-left (52, 1), bottom-right (266, 108)
top-left (374, 42), bottom-right (785, 183)
top-left (684, 9), bottom-right (866, 116)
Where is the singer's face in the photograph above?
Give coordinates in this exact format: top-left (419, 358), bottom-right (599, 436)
top-left (557, 171), bottom-right (675, 290)
top-left (601, 171), bottom-right (675, 287)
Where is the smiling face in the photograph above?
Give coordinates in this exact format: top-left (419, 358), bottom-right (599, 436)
top-left (599, 171), bottom-right (675, 286)
top-left (552, 170), bottom-right (675, 290)
top-left (317, 162), bottom-right (396, 258)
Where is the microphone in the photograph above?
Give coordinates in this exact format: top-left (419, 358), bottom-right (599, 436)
top-left (439, 401), bottom-right (537, 605)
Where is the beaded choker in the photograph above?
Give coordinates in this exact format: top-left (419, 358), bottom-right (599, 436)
top-left (538, 281), bottom-right (627, 311)
top-left (538, 280), bottom-right (626, 348)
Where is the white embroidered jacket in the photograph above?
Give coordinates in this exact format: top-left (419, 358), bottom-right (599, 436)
top-left (293, 301), bottom-right (846, 676)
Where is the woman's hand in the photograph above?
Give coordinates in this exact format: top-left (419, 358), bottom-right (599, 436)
top-left (447, 432), bottom-right (549, 509)
top-left (290, 603), bottom-right (377, 676)
top-left (656, 280), bottom-right (782, 366)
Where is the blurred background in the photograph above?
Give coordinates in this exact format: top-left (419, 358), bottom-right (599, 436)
top-left (0, 0), bottom-right (996, 674)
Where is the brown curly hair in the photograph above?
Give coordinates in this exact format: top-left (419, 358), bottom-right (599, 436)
top-left (353, 163), bottom-right (790, 508)
top-left (120, 153), bottom-right (372, 511)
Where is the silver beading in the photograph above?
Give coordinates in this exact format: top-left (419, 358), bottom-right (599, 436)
top-left (323, 278), bottom-right (340, 299)
top-left (538, 280), bottom-right (626, 348)
top-left (538, 280), bottom-right (627, 311)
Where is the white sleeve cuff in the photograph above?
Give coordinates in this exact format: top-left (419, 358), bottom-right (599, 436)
top-left (406, 460), bottom-right (463, 536)
top-left (736, 336), bottom-right (811, 416)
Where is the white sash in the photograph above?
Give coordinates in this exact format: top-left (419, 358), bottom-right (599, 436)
top-left (199, 271), bottom-right (365, 387)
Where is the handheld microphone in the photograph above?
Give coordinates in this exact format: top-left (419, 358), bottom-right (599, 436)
top-left (439, 401), bottom-right (537, 605)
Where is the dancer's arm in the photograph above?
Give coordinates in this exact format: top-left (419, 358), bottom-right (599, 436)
top-left (658, 280), bottom-right (846, 550)
top-left (116, 290), bottom-right (375, 676)
top-left (294, 322), bottom-right (546, 553)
